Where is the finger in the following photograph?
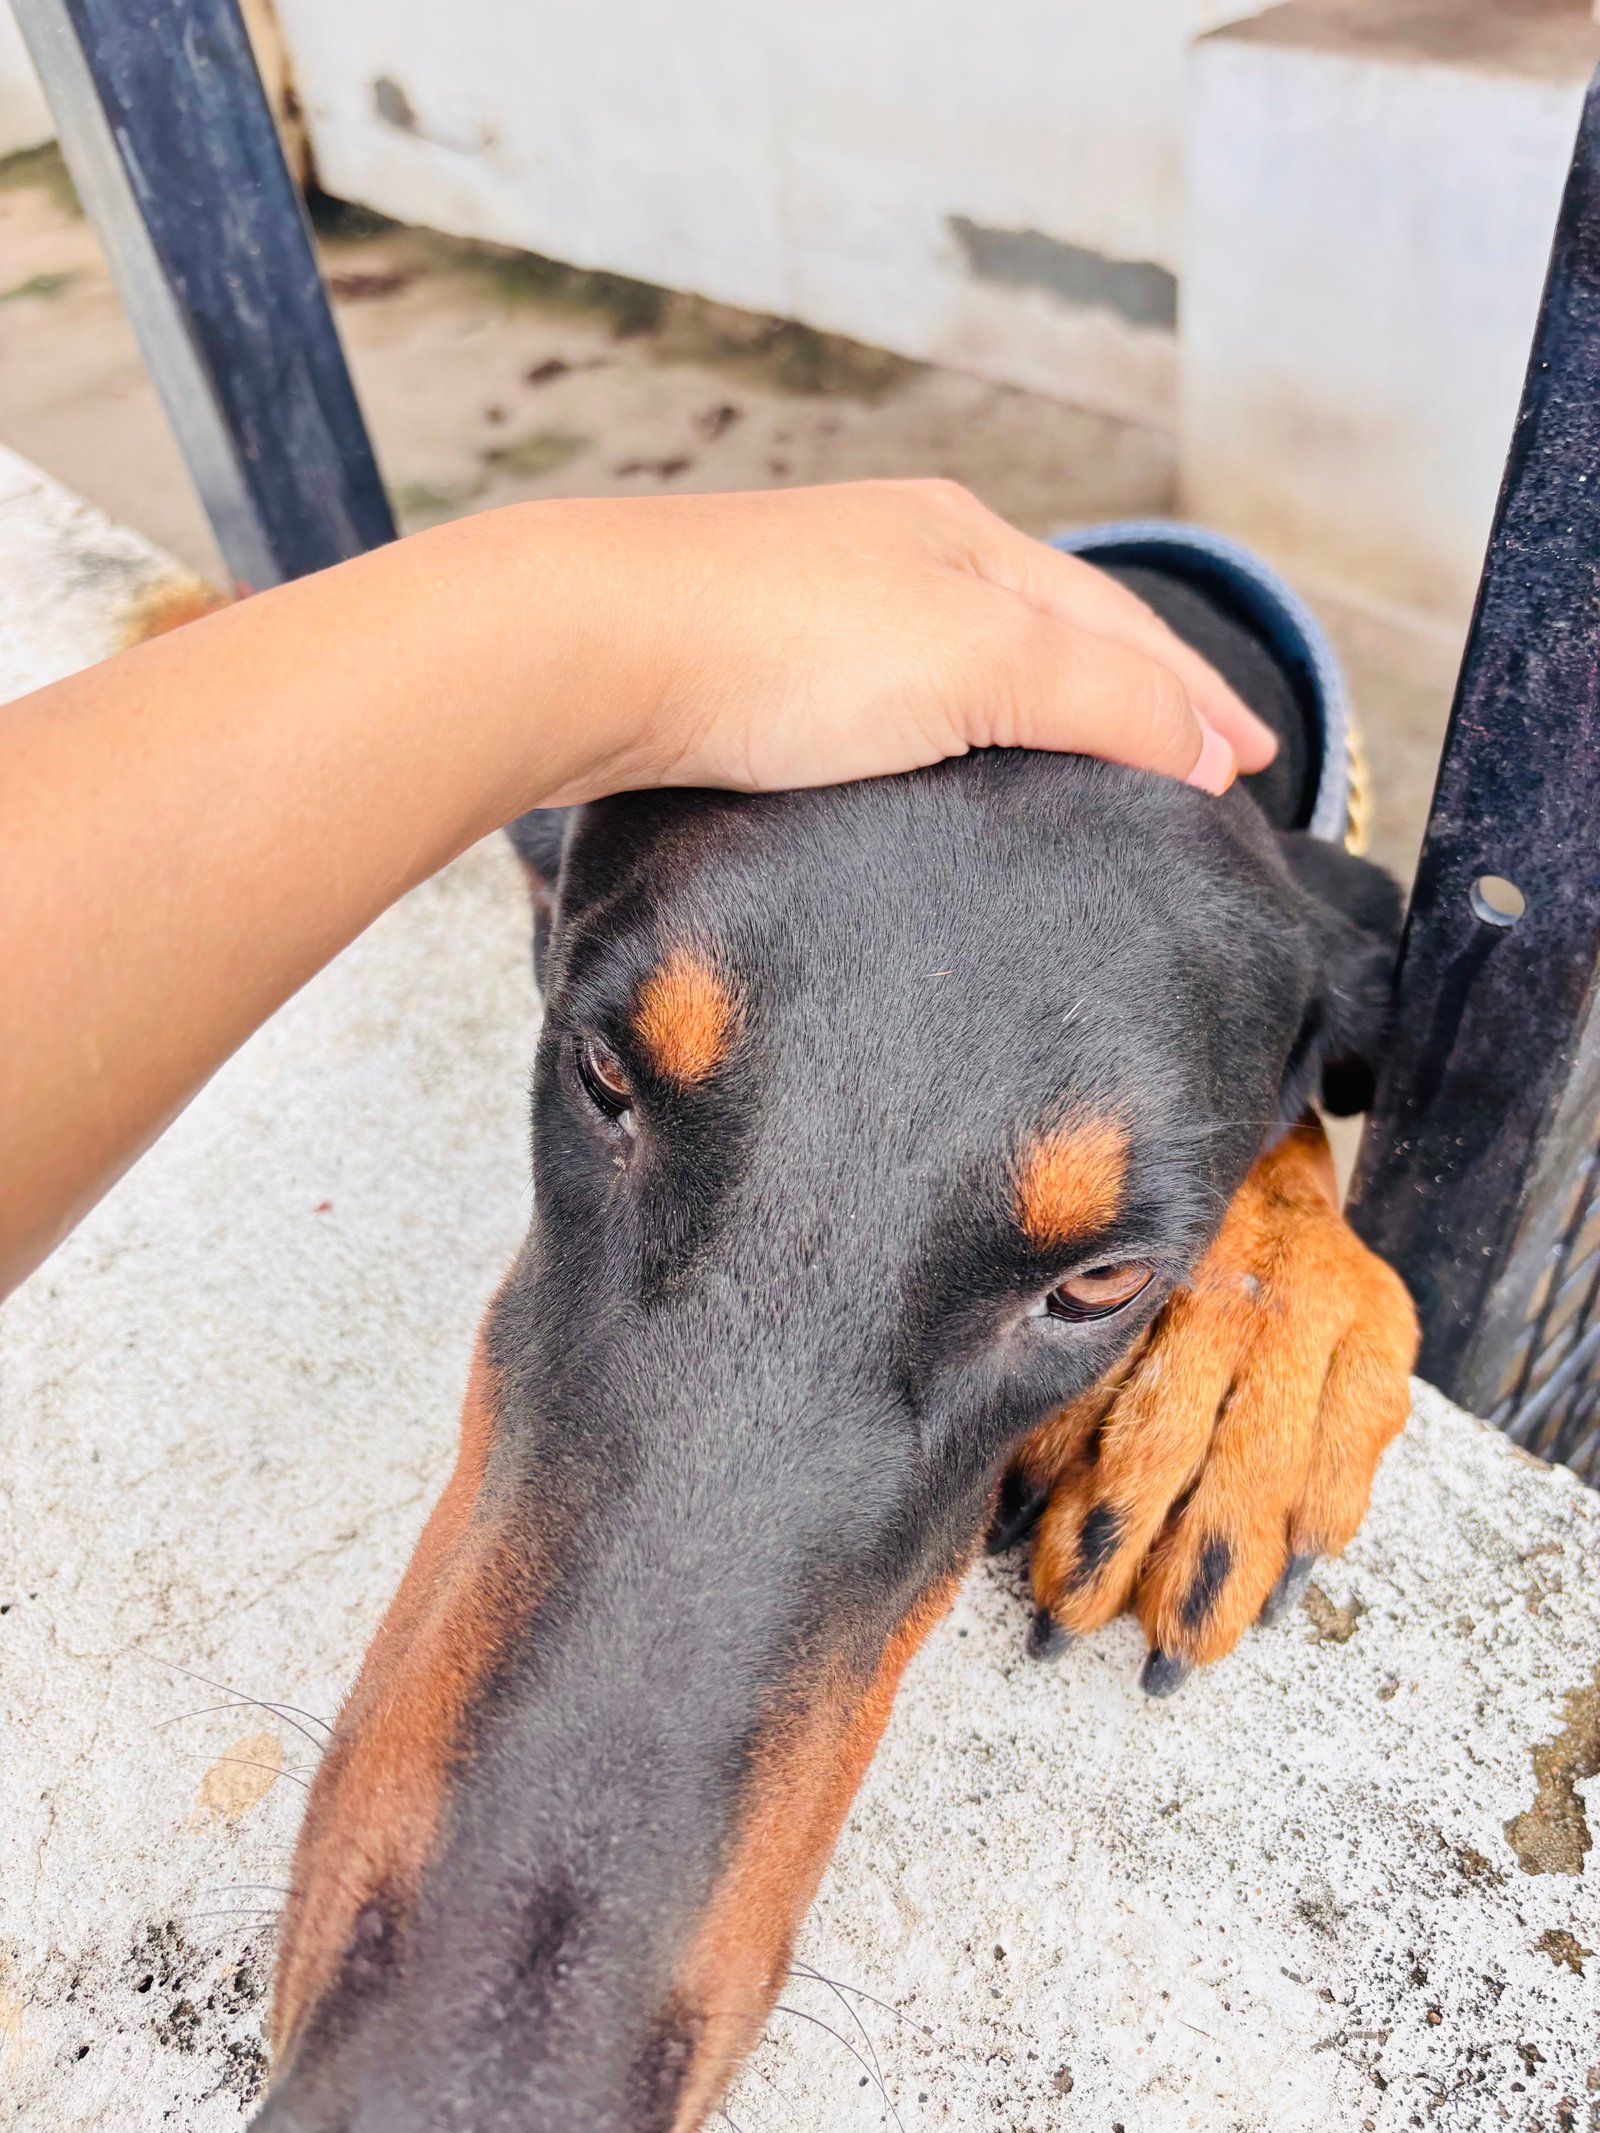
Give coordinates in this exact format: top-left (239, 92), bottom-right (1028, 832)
top-left (986, 605), bottom-right (1239, 794)
top-left (1063, 567), bottom-right (1279, 776)
top-left (987, 533), bottom-right (1279, 774)
top-left (1291, 1258), bottom-right (1417, 1557)
top-left (1028, 1302), bottom-right (1232, 1646)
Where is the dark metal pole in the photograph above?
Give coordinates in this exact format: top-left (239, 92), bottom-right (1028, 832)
top-left (1350, 69), bottom-right (1600, 1478)
top-left (12, 0), bottom-right (395, 588)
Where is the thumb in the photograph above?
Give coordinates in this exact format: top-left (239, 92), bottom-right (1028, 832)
top-left (997, 612), bottom-right (1238, 794)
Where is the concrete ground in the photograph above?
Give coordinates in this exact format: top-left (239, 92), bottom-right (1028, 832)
top-left (3, 455), bottom-right (1598, 2133)
top-left (6, 148), bottom-right (1581, 2133)
top-left (0, 144), bottom-right (1459, 882)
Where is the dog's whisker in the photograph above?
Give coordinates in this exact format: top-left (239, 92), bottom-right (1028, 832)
top-left (155, 1697), bottom-right (330, 1743)
top-left (789, 1962), bottom-right (944, 2050)
top-left (199, 1882), bottom-right (293, 1899)
top-left (181, 1752), bottom-right (313, 1792)
top-left (772, 2003), bottom-right (904, 2133)
top-left (178, 1919), bottom-right (285, 1936)
top-left (786, 1963), bottom-right (885, 2096)
top-left (124, 1648), bottom-right (332, 1749)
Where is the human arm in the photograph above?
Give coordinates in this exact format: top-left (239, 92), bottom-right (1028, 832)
top-left (0, 479), bottom-right (1271, 1296)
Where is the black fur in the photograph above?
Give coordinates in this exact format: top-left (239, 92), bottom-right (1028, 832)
top-left (265, 574), bottom-right (1401, 2133)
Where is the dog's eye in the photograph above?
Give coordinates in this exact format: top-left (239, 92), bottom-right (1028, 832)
top-left (576, 1037), bottom-right (634, 1125)
top-left (1045, 1261), bottom-right (1154, 1322)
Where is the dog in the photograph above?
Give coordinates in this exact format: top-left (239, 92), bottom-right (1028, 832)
top-left (255, 542), bottom-right (1418, 2132)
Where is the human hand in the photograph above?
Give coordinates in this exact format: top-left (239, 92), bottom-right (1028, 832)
top-left (497, 481), bottom-right (1276, 806)
top-left (0, 479), bottom-right (1274, 1294)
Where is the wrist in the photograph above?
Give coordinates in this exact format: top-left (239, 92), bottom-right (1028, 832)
top-left (429, 499), bottom-right (679, 826)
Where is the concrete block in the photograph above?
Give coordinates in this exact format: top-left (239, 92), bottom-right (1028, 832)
top-left (2, 461), bottom-right (1595, 2129)
top-left (0, 447), bottom-right (214, 701)
top-left (0, 3), bottom-right (52, 160)
top-left (1183, 1), bottom-right (1600, 621)
top-left (269, 0), bottom-right (1203, 423)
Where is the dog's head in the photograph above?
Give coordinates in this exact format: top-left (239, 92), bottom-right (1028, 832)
top-left (260, 753), bottom-right (1397, 2132)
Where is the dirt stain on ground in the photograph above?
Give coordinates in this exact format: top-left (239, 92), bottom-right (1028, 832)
top-left (1534, 1927), bottom-right (1591, 1975)
top-left (1302, 1582), bottom-right (1368, 1644)
top-left (1505, 1666), bottom-right (1600, 1876)
top-left (188, 1731), bottom-right (284, 1824)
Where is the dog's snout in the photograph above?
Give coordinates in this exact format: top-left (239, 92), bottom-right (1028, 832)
top-left (263, 1269), bottom-right (966, 2130)
top-left (506, 1871), bottom-right (581, 2000)
top-left (249, 2095), bottom-right (312, 2133)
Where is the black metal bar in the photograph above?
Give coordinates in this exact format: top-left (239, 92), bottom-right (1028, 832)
top-left (13, 0), bottom-right (394, 587)
top-left (1349, 68), bottom-right (1600, 1463)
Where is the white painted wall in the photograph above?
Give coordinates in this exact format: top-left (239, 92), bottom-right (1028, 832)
top-left (272, 0), bottom-right (1217, 423)
top-left (0, 3), bottom-right (51, 159)
top-left (0, 0), bottom-right (1283, 426)
top-left (1184, 22), bottom-right (1592, 620)
top-left (8, 0), bottom-right (1590, 621)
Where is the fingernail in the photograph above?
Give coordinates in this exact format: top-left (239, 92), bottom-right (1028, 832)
top-left (1027, 1607), bottom-right (1071, 1661)
top-left (1186, 720), bottom-right (1237, 796)
top-left (1237, 702), bottom-right (1279, 765)
top-left (1140, 1648), bottom-right (1191, 1698)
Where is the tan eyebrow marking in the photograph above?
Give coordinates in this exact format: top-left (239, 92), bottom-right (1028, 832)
top-left (634, 949), bottom-right (741, 1086)
top-left (1014, 1116), bottom-right (1130, 1250)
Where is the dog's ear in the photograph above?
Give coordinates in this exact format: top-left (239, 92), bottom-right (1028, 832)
top-left (505, 807), bottom-right (573, 989)
top-left (1276, 835), bottom-right (1404, 1119)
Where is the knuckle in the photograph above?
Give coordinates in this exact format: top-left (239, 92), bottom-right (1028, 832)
top-left (1141, 659), bottom-right (1193, 756)
top-left (912, 473), bottom-right (979, 519)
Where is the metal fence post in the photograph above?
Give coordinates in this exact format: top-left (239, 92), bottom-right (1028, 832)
top-left (1349, 69), bottom-right (1600, 1481)
top-left (12, 0), bottom-right (394, 588)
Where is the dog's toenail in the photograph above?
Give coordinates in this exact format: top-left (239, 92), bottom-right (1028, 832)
top-left (1260, 1551), bottom-right (1319, 1625)
top-left (1140, 1648), bottom-right (1190, 1698)
top-left (1026, 1607), bottom-right (1069, 1660)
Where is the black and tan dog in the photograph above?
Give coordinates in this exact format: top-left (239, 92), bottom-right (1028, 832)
top-left (257, 554), bottom-right (1418, 2132)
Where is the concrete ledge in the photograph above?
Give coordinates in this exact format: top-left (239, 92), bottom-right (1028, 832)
top-left (0, 446), bottom-right (215, 700)
top-left (1183, 1), bottom-right (1600, 621)
top-left (3, 467), bottom-right (1595, 2130)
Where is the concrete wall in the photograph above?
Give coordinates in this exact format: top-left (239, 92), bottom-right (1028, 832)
top-left (1184, 4), bottom-right (1600, 621)
top-left (0, 3), bottom-right (50, 159)
top-left (7, 0), bottom-right (1596, 620)
top-left (269, 0), bottom-right (1236, 425)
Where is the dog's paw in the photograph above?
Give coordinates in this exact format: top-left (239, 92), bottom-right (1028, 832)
top-left (1014, 1116), bottom-right (1417, 1693)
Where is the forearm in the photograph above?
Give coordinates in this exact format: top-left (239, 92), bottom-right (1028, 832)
top-left (0, 504), bottom-right (647, 1291)
top-left (1, 480), bottom-right (1268, 1298)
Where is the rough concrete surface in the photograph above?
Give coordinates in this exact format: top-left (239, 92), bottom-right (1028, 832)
top-left (1, 206), bottom-right (1588, 2127)
top-left (0, 445), bottom-right (212, 702)
top-left (4, 826), bottom-right (1598, 2133)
